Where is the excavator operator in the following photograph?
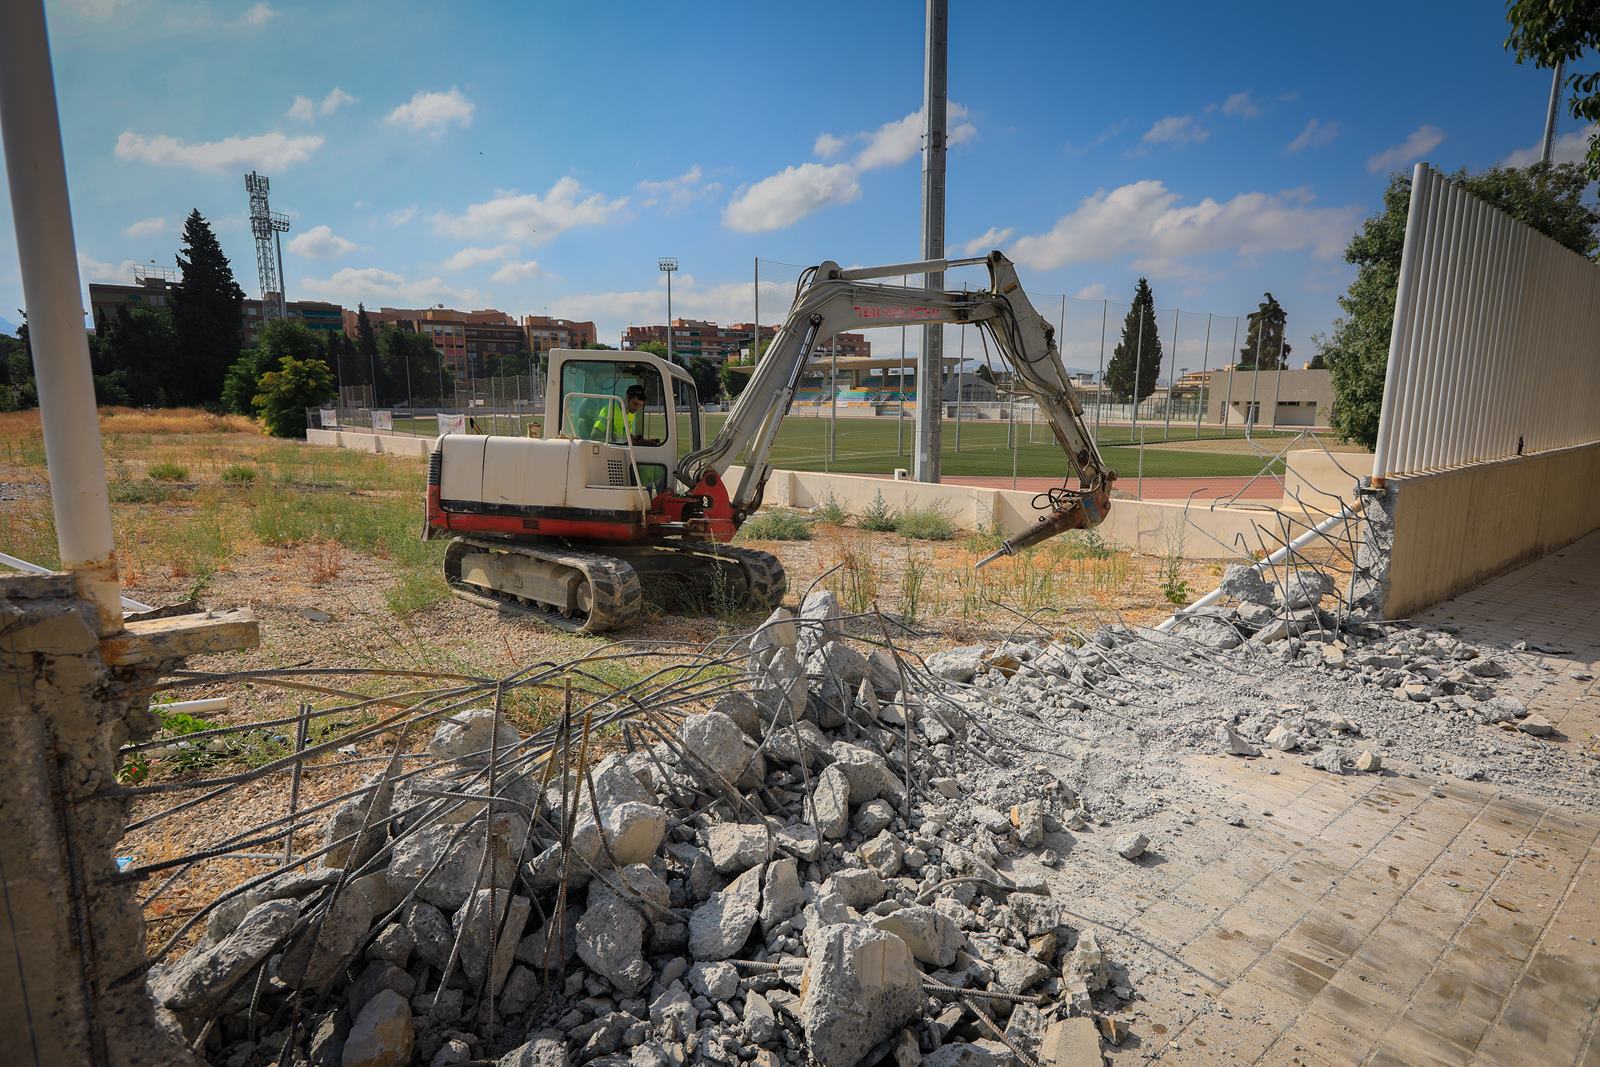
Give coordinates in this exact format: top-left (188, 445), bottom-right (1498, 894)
top-left (592, 384), bottom-right (648, 443)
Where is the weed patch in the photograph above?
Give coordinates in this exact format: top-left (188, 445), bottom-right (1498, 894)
top-left (147, 462), bottom-right (190, 482)
top-left (739, 509), bottom-right (812, 541)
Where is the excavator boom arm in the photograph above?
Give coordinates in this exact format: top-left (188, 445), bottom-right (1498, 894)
top-left (677, 252), bottom-right (1115, 560)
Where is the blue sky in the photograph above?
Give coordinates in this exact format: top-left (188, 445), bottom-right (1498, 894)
top-left (1, 0), bottom-right (1593, 374)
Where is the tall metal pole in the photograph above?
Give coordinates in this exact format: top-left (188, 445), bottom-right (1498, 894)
top-left (898, 275), bottom-right (907, 456)
top-left (914, 0), bottom-right (948, 483)
top-left (659, 257), bottom-right (678, 364)
top-left (1541, 59), bottom-right (1566, 165)
top-left (1195, 313), bottom-right (1212, 436)
top-left (829, 335), bottom-right (838, 464)
top-left (1270, 323), bottom-right (1286, 429)
top-left (1164, 307), bottom-right (1178, 440)
top-left (0, 0), bottom-right (122, 632)
top-left (273, 229), bottom-right (288, 319)
top-left (1222, 316), bottom-right (1239, 432)
top-left (955, 324), bottom-right (963, 452)
top-left (753, 256), bottom-right (759, 369)
top-left (1095, 299), bottom-right (1107, 436)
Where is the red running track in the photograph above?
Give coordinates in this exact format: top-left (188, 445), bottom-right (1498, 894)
top-left (853, 472), bottom-right (1284, 502)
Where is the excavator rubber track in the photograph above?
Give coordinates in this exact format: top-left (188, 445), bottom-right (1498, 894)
top-left (442, 537), bottom-right (643, 634)
top-left (605, 542), bottom-right (787, 616)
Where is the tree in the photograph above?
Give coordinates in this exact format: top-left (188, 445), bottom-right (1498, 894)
top-left (637, 340), bottom-right (670, 361)
top-left (95, 304), bottom-right (178, 406)
top-left (0, 322), bottom-right (35, 411)
top-left (1103, 278), bottom-right (1162, 404)
top-left (254, 354), bottom-right (335, 437)
top-left (686, 357), bottom-right (722, 402)
top-left (1505, 2), bottom-right (1600, 179)
top-left (223, 319), bottom-right (326, 415)
top-left (169, 210), bottom-right (245, 406)
top-left (354, 304), bottom-right (380, 397)
top-left (719, 359), bottom-right (749, 400)
top-left (1236, 293), bottom-right (1291, 370)
top-left (378, 326), bottom-right (442, 404)
top-left (583, 342), bottom-right (617, 350)
top-left (1322, 163), bottom-right (1600, 448)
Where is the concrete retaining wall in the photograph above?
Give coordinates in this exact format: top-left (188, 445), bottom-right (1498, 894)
top-left (304, 428), bottom-right (1302, 559)
top-left (1380, 440), bottom-right (1600, 617)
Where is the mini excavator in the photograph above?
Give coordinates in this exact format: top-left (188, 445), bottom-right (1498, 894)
top-left (424, 252), bottom-right (1115, 631)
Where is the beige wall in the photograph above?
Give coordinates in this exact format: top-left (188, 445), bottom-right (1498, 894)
top-left (305, 429), bottom-right (1313, 560)
top-left (1280, 449), bottom-right (1365, 512)
top-left (1207, 368), bottom-right (1333, 428)
top-left (1381, 440), bottom-right (1600, 617)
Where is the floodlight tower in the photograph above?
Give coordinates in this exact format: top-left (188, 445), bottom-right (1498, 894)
top-left (658, 257), bottom-right (678, 363)
top-left (245, 171), bottom-right (291, 321)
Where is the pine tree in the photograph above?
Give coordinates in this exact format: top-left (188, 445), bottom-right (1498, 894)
top-left (1103, 278), bottom-right (1162, 404)
top-left (169, 210), bottom-right (245, 406)
top-left (1236, 292), bottom-right (1291, 370)
top-left (355, 305), bottom-right (380, 399)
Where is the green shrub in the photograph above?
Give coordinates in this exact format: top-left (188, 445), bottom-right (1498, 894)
top-left (110, 480), bottom-right (185, 504)
top-left (814, 491), bottom-right (848, 526)
top-left (147, 461), bottom-right (189, 481)
top-left (896, 504), bottom-right (955, 541)
top-left (220, 464), bottom-right (257, 483)
top-left (739, 509), bottom-right (813, 541)
top-left (859, 491), bottom-right (898, 532)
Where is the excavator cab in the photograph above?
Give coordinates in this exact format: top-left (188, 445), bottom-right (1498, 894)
top-left (546, 350), bottom-right (699, 495)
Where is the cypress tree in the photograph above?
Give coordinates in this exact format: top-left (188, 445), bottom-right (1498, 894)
top-left (169, 209), bottom-right (245, 406)
top-left (1103, 277), bottom-right (1162, 404)
top-left (1236, 292), bottom-right (1291, 370)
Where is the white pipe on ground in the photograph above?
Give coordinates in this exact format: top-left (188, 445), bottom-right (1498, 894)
top-left (0, 0), bottom-right (123, 634)
top-left (1154, 506), bottom-right (1358, 633)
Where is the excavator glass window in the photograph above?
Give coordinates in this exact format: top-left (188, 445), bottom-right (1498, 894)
top-left (673, 377), bottom-right (701, 460)
top-left (558, 360), bottom-right (668, 446)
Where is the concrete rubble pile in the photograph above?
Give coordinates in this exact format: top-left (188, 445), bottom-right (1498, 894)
top-left (152, 590), bottom-right (1133, 1067)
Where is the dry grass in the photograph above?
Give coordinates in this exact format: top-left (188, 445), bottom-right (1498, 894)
top-left (0, 406), bottom-right (259, 440)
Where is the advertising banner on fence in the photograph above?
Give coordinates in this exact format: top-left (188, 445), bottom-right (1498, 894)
top-left (319, 408), bottom-right (338, 428)
top-left (437, 414), bottom-right (467, 436)
top-left (372, 410), bottom-right (394, 432)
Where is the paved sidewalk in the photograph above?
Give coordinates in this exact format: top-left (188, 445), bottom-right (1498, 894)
top-left (1105, 531), bottom-right (1600, 1065)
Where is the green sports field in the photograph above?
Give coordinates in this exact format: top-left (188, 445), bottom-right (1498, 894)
top-left (390, 413), bottom-right (1294, 479)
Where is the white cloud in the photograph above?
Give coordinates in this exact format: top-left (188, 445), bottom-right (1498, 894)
top-left (1142, 115), bottom-right (1209, 145)
top-left (298, 266), bottom-right (477, 308)
top-left (385, 89), bottom-right (474, 135)
top-left (1502, 123), bottom-right (1598, 168)
top-left (814, 133), bottom-right (847, 158)
top-left (290, 87), bottom-right (357, 121)
top-left (1366, 125), bottom-right (1445, 173)
top-left (956, 227), bottom-right (1014, 256)
top-left (241, 3), bottom-right (277, 28)
top-left (115, 130), bottom-right (323, 172)
top-left (56, 0), bottom-right (129, 17)
top-left (855, 103), bottom-right (976, 170)
top-left (1288, 118), bottom-right (1340, 152)
top-left (286, 225), bottom-right (359, 259)
top-left (439, 244), bottom-right (517, 272)
top-left (122, 217), bottom-right (167, 238)
top-left (723, 104), bottom-right (976, 233)
top-left (1219, 91), bottom-right (1262, 118)
top-left (490, 260), bottom-right (545, 284)
top-left (1073, 284), bottom-right (1110, 301)
top-left (1008, 180), bottom-right (1358, 274)
top-left (433, 177), bottom-right (628, 244)
top-left (78, 254), bottom-right (143, 283)
top-left (722, 163), bottom-right (861, 233)
top-left (636, 165), bottom-right (722, 209)
top-left (386, 205), bottom-right (418, 227)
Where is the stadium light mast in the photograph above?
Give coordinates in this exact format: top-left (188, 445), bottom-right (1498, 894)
top-left (245, 171), bottom-right (291, 321)
top-left (658, 258), bottom-right (678, 364)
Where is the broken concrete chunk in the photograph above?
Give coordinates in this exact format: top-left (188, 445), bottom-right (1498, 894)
top-left (854, 798), bottom-right (896, 837)
top-left (872, 904), bottom-right (962, 967)
top-left (828, 741), bottom-right (903, 804)
top-left (824, 867), bottom-right (885, 910)
top-left (705, 822), bottom-right (773, 875)
top-left (759, 857), bottom-right (804, 936)
top-left (688, 865), bottom-right (761, 961)
top-left (1220, 564), bottom-right (1276, 606)
top-left (923, 1045), bottom-right (1012, 1067)
top-left (427, 709), bottom-right (522, 766)
top-left (805, 765), bottom-right (852, 840)
top-left (1309, 747), bottom-right (1348, 775)
top-left (496, 1033), bottom-right (568, 1067)
top-left (860, 830), bottom-right (905, 878)
top-left (451, 889), bottom-right (529, 995)
top-left (1517, 714), bottom-right (1555, 737)
top-left (1040, 1017), bottom-right (1105, 1066)
top-left (1279, 570), bottom-right (1335, 611)
top-left (743, 990), bottom-right (778, 1045)
top-left (576, 864), bottom-right (668, 995)
top-left (926, 645), bottom-right (988, 683)
top-left (992, 952), bottom-right (1050, 994)
top-left (1218, 723), bottom-right (1262, 757)
top-left (1114, 833), bottom-right (1148, 860)
top-left (1264, 724), bottom-right (1300, 752)
top-left (1010, 800), bottom-right (1047, 848)
top-left (797, 589), bottom-right (844, 656)
top-left (680, 710), bottom-right (761, 791)
top-left (800, 923), bottom-right (924, 1067)
top-left (688, 960), bottom-right (740, 1000)
top-left (341, 989), bottom-right (412, 1067)
top-left (153, 898), bottom-right (298, 1016)
top-left (1354, 750), bottom-right (1382, 772)
top-left (1067, 929), bottom-right (1109, 992)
